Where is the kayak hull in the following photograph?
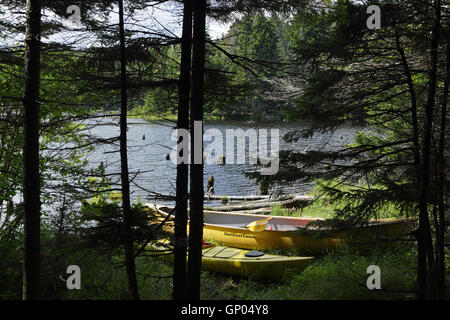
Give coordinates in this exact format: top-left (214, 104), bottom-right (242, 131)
top-left (152, 242), bottom-right (313, 280)
top-left (201, 245), bottom-right (313, 280)
top-left (148, 204), bottom-right (417, 252)
top-left (202, 223), bottom-right (344, 252)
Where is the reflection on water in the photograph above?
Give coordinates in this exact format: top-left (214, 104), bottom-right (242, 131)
top-left (85, 118), bottom-right (357, 204)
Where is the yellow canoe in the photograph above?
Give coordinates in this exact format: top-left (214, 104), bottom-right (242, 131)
top-left (148, 204), bottom-right (417, 253)
top-left (152, 242), bottom-right (313, 280)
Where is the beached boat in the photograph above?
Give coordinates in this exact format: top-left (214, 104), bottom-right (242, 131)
top-left (147, 204), bottom-right (417, 252)
top-left (201, 244), bottom-right (313, 280)
top-left (152, 242), bottom-right (313, 280)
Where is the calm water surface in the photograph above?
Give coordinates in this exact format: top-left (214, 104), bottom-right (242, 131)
top-left (85, 118), bottom-right (357, 205)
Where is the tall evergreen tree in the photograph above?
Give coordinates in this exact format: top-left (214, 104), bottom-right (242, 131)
top-left (187, 0), bottom-right (206, 300)
top-left (417, 0), bottom-right (441, 299)
top-left (253, 0), bottom-right (448, 299)
top-left (118, 0), bottom-right (139, 300)
top-left (22, 0), bottom-right (42, 300)
top-left (173, 0), bottom-right (192, 301)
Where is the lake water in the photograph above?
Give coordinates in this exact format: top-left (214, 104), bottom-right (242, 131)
top-left (84, 118), bottom-right (358, 205)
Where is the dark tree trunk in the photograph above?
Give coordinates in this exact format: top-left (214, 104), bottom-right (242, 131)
top-left (173, 0), bottom-right (192, 301)
top-left (118, 0), bottom-right (139, 300)
top-left (395, 27), bottom-right (421, 182)
top-left (417, 0), bottom-right (440, 300)
top-left (395, 26), bottom-right (439, 299)
top-left (22, 0), bottom-right (42, 300)
top-left (187, 0), bottom-right (206, 300)
top-left (436, 30), bottom-right (449, 299)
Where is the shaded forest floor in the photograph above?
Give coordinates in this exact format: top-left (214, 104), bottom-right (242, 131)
top-left (1, 191), bottom-right (448, 300)
top-left (62, 242), bottom-right (429, 300)
top-left (62, 194), bottom-right (449, 300)
top-left (2, 224), bottom-right (448, 300)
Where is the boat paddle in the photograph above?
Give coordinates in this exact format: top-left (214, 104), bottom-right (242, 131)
top-left (245, 217), bottom-right (273, 232)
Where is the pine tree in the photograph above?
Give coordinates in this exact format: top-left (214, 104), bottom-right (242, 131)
top-left (118, 0), bottom-right (139, 300)
top-left (22, 0), bottom-right (42, 300)
top-left (187, 0), bottom-right (206, 300)
top-left (173, 0), bottom-right (192, 301)
top-left (253, 0), bottom-right (448, 299)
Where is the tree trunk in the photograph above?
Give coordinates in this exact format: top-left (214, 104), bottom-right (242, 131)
top-left (395, 25), bottom-right (438, 299)
top-left (22, 0), bottom-right (42, 300)
top-left (187, 0), bottom-right (206, 300)
top-left (118, 0), bottom-right (139, 300)
top-left (436, 28), bottom-right (449, 299)
top-left (394, 27), bottom-right (421, 182)
top-left (417, 0), bottom-right (440, 300)
top-left (173, 0), bottom-right (192, 301)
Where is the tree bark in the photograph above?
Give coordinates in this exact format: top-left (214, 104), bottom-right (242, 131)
top-left (173, 0), bottom-right (192, 301)
top-left (436, 27), bottom-right (449, 299)
top-left (187, 0), bottom-right (206, 300)
top-left (394, 27), bottom-right (421, 182)
top-left (22, 0), bottom-right (42, 300)
top-left (118, 0), bottom-right (139, 300)
top-left (417, 0), bottom-right (440, 300)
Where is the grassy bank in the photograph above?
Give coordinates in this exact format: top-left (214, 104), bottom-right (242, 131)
top-left (270, 183), bottom-right (409, 220)
top-left (3, 188), bottom-right (445, 300)
top-left (60, 242), bottom-right (418, 300)
top-left (3, 215), bottom-right (444, 300)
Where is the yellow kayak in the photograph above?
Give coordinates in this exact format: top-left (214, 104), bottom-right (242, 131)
top-left (152, 242), bottom-right (313, 280)
top-left (201, 244), bottom-right (313, 280)
top-left (148, 204), bottom-right (417, 253)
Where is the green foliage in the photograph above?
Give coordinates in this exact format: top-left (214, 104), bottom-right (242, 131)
top-left (259, 179), bottom-right (270, 195)
top-left (81, 193), bottom-right (171, 252)
top-left (252, 2), bottom-right (431, 220)
top-left (282, 244), bottom-right (417, 300)
top-left (129, 12), bottom-right (293, 121)
top-left (221, 196), bottom-right (229, 205)
top-left (270, 182), bottom-right (405, 220)
top-left (0, 235), bottom-right (22, 300)
top-left (64, 251), bottom-right (173, 300)
top-left (236, 14), bottom-right (280, 67)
